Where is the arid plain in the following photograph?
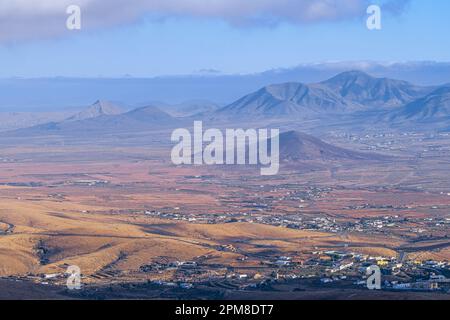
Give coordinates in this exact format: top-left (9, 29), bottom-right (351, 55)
top-left (1, 126), bottom-right (450, 299)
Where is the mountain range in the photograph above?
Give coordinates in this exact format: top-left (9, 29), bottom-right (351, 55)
top-left (9, 105), bottom-right (179, 136)
top-left (3, 70), bottom-right (450, 136)
top-left (2, 61), bottom-right (449, 113)
top-left (320, 71), bottom-right (432, 108)
top-left (214, 82), bottom-right (358, 119)
top-left (214, 71), bottom-right (447, 127)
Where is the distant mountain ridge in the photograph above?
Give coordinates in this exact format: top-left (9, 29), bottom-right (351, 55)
top-left (6, 104), bottom-right (179, 136)
top-left (121, 105), bottom-right (176, 123)
top-left (215, 82), bottom-right (358, 119)
top-left (2, 61), bottom-right (450, 113)
top-left (0, 112), bottom-right (72, 132)
top-left (4, 71), bottom-right (450, 136)
top-left (163, 100), bottom-right (220, 117)
top-left (320, 71), bottom-right (433, 108)
top-left (214, 71), bottom-right (436, 120)
top-left (384, 86), bottom-right (450, 123)
top-left (65, 100), bottom-right (123, 122)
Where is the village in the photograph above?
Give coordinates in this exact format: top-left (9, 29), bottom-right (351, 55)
top-left (3, 244), bottom-right (450, 297)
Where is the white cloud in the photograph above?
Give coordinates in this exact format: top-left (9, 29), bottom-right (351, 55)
top-left (0, 0), bottom-right (410, 42)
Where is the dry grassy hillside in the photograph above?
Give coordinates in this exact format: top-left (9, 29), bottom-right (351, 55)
top-left (0, 190), bottom-right (413, 282)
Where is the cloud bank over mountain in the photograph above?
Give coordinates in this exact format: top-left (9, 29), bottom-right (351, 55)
top-left (0, 0), bottom-right (411, 42)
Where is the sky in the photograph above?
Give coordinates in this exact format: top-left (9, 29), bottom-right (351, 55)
top-left (0, 0), bottom-right (449, 77)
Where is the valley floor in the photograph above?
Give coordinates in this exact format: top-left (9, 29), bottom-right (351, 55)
top-left (1, 129), bottom-right (450, 299)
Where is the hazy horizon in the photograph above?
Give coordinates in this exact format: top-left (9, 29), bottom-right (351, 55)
top-left (1, 61), bottom-right (450, 112)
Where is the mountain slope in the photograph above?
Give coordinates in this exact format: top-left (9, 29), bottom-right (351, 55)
top-left (320, 71), bottom-right (432, 108)
top-left (0, 112), bottom-right (72, 132)
top-left (215, 82), bottom-right (358, 119)
top-left (4, 106), bottom-right (179, 136)
top-left (213, 71), bottom-right (435, 121)
top-left (276, 131), bottom-right (388, 162)
top-left (65, 100), bottom-right (123, 122)
top-left (165, 100), bottom-right (220, 117)
top-left (384, 86), bottom-right (450, 123)
top-left (120, 106), bottom-right (176, 123)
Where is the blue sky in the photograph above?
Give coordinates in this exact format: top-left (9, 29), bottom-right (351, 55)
top-left (1, 0), bottom-right (449, 77)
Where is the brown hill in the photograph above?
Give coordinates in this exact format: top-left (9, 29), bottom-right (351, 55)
top-left (277, 131), bottom-right (388, 162)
